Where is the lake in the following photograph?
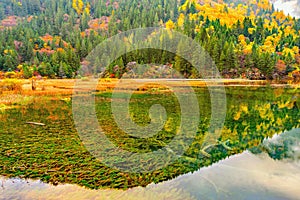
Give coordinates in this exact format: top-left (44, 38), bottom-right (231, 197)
top-left (0, 86), bottom-right (299, 199)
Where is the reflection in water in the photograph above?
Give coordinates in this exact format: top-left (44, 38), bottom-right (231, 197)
top-left (251, 128), bottom-right (300, 161)
top-left (1, 129), bottom-right (300, 200)
top-left (0, 87), bottom-right (299, 193)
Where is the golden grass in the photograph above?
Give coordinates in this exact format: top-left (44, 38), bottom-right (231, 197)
top-left (0, 78), bottom-right (298, 106)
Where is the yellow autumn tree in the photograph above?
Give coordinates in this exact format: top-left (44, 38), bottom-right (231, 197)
top-left (179, 0), bottom-right (201, 12)
top-left (177, 13), bottom-right (185, 27)
top-left (77, 0), bottom-right (84, 14)
top-left (84, 3), bottom-right (91, 15)
top-left (166, 20), bottom-right (175, 30)
top-left (72, 0), bottom-right (80, 14)
top-left (72, 0), bottom-right (88, 15)
top-left (282, 47), bottom-right (296, 59)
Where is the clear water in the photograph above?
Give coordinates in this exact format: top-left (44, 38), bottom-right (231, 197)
top-left (1, 129), bottom-right (300, 200)
top-left (0, 87), bottom-right (299, 199)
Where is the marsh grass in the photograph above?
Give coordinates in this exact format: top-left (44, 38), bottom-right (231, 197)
top-left (0, 79), bottom-right (23, 92)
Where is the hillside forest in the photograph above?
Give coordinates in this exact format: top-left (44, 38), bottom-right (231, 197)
top-left (0, 0), bottom-right (299, 82)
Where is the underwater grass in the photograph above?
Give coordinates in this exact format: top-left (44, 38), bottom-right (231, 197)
top-left (0, 86), bottom-right (299, 189)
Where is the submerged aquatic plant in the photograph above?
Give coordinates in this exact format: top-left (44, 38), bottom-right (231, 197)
top-left (0, 87), bottom-right (299, 189)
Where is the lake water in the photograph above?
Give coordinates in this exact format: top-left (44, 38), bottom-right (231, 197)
top-left (1, 129), bottom-right (300, 200)
top-left (0, 86), bottom-right (299, 199)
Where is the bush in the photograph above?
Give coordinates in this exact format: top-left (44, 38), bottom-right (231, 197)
top-left (292, 70), bottom-right (300, 83)
top-left (0, 79), bottom-right (23, 92)
top-left (4, 71), bottom-right (16, 78)
top-left (81, 77), bottom-right (90, 81)
top-left (0, 71), bottom-right (4, 79)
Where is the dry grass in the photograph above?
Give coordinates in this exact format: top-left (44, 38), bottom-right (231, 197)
top-left (0, 78), bottom-right (298, 105)
top-left (0, 79), bottom-right (23, 92)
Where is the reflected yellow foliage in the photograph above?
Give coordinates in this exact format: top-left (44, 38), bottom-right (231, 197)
top-left (234, 111), bottom-right (241, 121)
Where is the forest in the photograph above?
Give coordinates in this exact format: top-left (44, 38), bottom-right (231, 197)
top-left (0, 0), bottom-right (299, 82)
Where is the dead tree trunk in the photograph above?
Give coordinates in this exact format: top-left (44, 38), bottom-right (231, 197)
top-left (32, 79), bottom-right (36, 91)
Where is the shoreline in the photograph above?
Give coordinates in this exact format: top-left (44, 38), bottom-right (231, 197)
top-left (0, 78), bottom-right (298, 107)
top-left (1, 78), bottom-right (299, 95)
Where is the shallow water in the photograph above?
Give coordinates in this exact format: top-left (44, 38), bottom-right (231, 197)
top-left (1, 129), bottom-right (300, 200)
top-left (1, 153), bottom-right (298, 200)
top-left (0, 87), bottom-right (299, 198)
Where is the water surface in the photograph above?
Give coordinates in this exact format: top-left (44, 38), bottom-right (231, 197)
top-left (1, 129), bottom-right (300, 200)
top-left (0, 87), bottom-right (299, 198)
